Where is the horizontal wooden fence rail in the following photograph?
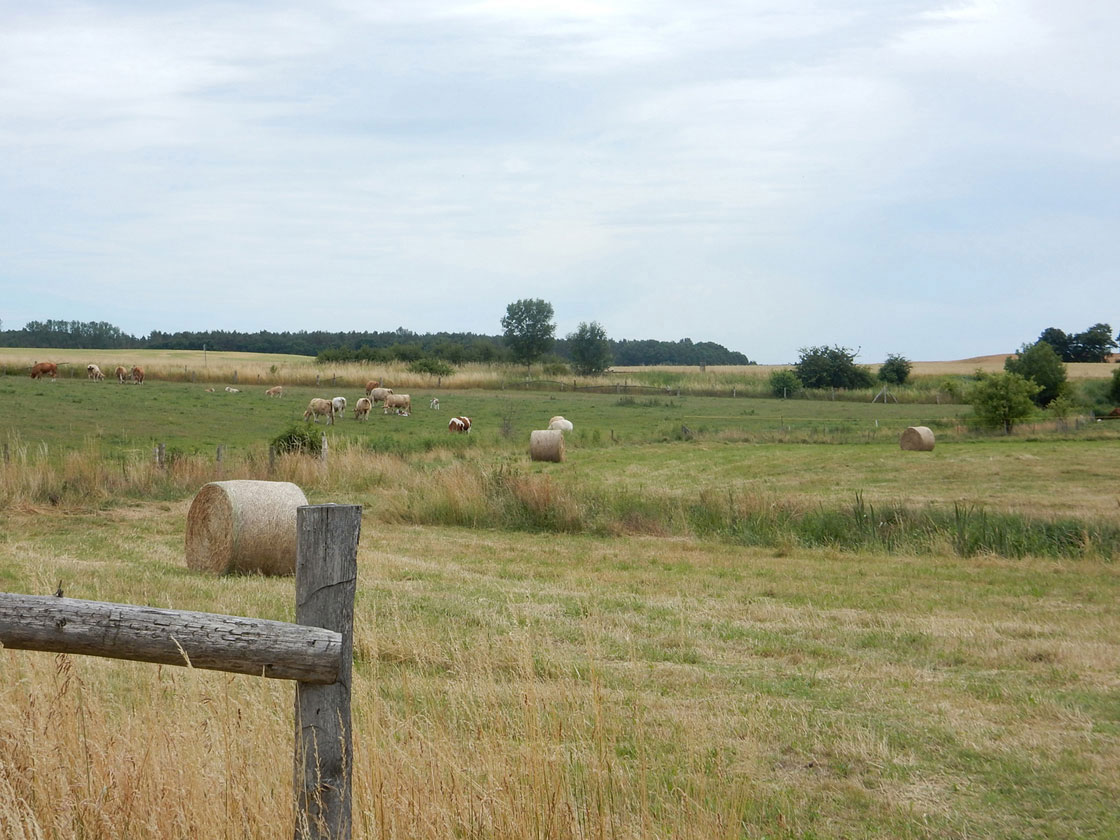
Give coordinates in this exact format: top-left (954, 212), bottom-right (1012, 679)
top-left (0, 593), bottom-right (343, 684)
top-left (0, 503), bottom-right (362, 840)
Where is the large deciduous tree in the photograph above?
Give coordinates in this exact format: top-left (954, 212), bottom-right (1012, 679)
top-left (877, 353), bottom-right (912, 386)
top-left (567, 321), bottom-right (613, 376)
top-left (501, 299), bottom-right (556, 373)
top-left (1004, 341), bottom-right (1067, 405)
top-left (970, 372), bottom-right (1041, 434)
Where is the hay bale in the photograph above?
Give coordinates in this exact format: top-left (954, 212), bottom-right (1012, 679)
top-left (529, 429), bottom-right (565, 463)
top-left (185, 480), bottom-right (308, 575)
top-left (900, 426), bottom-right (935, 452)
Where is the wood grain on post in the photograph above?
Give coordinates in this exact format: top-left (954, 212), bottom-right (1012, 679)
top-left (294, 504), bottom-right (360, 840)
top-left (0, 594), bottom-right (342, 683)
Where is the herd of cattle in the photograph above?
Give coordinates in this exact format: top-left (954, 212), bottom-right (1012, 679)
top-left (28, 364), bottom-right (575, 435)
top-left (29, 361), bottom-right (144, 383)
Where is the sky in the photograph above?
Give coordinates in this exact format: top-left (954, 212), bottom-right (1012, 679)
top-left (1, 1), bottom-right (1117, 363)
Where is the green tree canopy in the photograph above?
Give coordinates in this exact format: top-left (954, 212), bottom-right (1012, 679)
top-left (566, 321), bottom-right (613, 376)
top-left (970, 372), bottom-right (1041, 434)
top-left (501, 299), bottom-right (556, 372)
top-left (877, 353), bottom-right (912, 386)
top-left (768, 369), bottom-right (801, 398)
top-left (1004, 341), bottom-right (1067, 405)
top-left (1037, 323), bottom-right (1117, 362)
top-left (1109, 367), bottom-right (1120, 405)
top-left (795, 345), bottom-right (874, 390)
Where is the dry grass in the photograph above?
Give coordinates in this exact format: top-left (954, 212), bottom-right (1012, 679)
top-left (1, 513), bottom-right (1117, 839)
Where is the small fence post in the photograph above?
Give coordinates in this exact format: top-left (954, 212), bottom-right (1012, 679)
top-left (294, 504), bottom-right (360, 840)
top-left (233, 370), bottom-right (238, 384)
top-left (155, 443), bottom-right (166, 469)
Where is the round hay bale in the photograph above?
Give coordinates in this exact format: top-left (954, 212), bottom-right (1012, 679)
top-left (900, 426), bottom-right (935, 452)
top-left (185, 480), bottom-right (308, 575)
top-left (529, 429), bottom-right (565, 463)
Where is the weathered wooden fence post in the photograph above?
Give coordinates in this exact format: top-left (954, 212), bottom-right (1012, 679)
top-left (320, 434), bottom-right (329, 465)
top-left (294, 505), bottom-right (360, 840)
top-left (155, 443), bottom-right (166, 469)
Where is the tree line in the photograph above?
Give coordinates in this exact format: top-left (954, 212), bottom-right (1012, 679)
top-left (0, 317), bottom-right (752, 368)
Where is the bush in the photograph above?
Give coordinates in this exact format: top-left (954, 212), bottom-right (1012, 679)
top-left (271, 424), bottom-right (320, 455)
top-left (1110, 368), bottom-right (1120, 405)
top-left (768, 369), bottom-right (801, 398)
top-left (795, 345), bottom-right (874, 390)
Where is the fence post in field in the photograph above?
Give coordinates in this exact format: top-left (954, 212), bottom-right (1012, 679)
top-left (294, 504), bottom-right (361, 840)
top-left (269, 446), bottom-right (277, 474)
top-left (320, 434), bottom-right (328, 464)
top-left (155, 443), bottom-right (166, 469)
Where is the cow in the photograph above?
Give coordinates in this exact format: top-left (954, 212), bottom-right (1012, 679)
top-left (548, 416), bottom-right (574, 432)
top-left (368, 387), bottom-right (393, 405)
top-left (225, 386), bottom-right (240, 393)
top-left (86, 364), bottom-right (105, 381)
top-left (265, 385), bottom-right (284, 397)
top-left (131, 366), bottom-right (145, 385)
top-left (383, 394), bottom-right (411, 415)
top-left (331, 396), bottom-right (347, 418)
top-left (430, 398), bottom-right (440, 410)
top-left (303, 398), bottom-right (334, 425)
top-left (448, 416), bottom-right (471, 433)
top-left (364, 379), bottom-right (381, 396)
top-left (353, 397), bottom-right (372, 421)
top-left (115, 366), bottom-right (128, 383)
top-left (30, 362), bottom-right (59, 380)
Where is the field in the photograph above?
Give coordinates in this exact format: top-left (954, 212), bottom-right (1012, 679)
top-left (1, 353), bottom-right (1119, 839)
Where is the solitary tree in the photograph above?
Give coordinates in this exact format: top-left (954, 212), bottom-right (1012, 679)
top-left (795, 345), bottom-right (874, 390)
top-left (877, 353), bottom-right (912, 386)
top-left (970, 372), bottom-right (1041, 434)
top-left (1004, 341), bottom-right (1067, 406)
top-left (501, 299), bottom-right (556, 373)
top-left (567, 321), bottom-right (612, 376)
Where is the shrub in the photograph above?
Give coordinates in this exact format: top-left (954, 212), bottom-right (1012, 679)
top-left (1004, 341), bottom-right (1067, 406)
top-left (768, 369), bottom-right (801, 398)
top-left (271, 424), bottom-right (320, 455)
top-left (969, 372), bottom-right (1040, 434)
top-left (878, 353), bottom-right (912, 385)
top-left (795, 345), bottom-right (874, 390)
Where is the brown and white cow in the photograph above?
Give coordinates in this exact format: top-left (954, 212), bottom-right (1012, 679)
top-left (87, 364), bottom-right (105, 380)
top-left (115, 366), bottom-right (128, 383)
top-left (265, 385), bottom-right (284, 397)
top-left (30, 362), bottom-right (59, 380)
top-left (353, 397), bottom-right (372, 421)
top-left (383, 394), bottom-right (411, 415)
top-left (131, 366), bottom-right (145, 384)
top-left (364, 379), bottom-right (381, 396)
top-left (448, 416), bottom-right (471, 433)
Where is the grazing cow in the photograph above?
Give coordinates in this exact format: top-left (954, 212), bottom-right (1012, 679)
top-left (430, 398), bottom-right (440, 410)
top-left (448, 416), bottom-right (471, 433)
top-left (265, 385), bottom-right (284, 397)
top-left (29, 362), bottom-right (59, 380)
top-left (115, 366), bottom-right (128, 383)
top-left (364, 379), bottom-right (381, 396)
top-left (368, 387), bottom-right (393, 405)
top-left (131, 366), bottom-right (145, 384)
top-left (383, 393), bottom-right (411, 415)
top-left (225, 386), bottom-right (240, 393)
top-left (331, 396), bottom-right (347, 418)
top-left (353, 397), bottom-right (372, 421)
top-left (548, 415), bottom-right (574, 432)
top-left (304, 398), bottom-right (334, 425)
top-left (86, 364), bottom-right (105, 381)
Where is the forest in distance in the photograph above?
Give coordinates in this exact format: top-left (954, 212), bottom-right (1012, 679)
top-left (0, 318), bottom-right (753, 367)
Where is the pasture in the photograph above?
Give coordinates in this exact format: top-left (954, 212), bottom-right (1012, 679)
top-left (1, 358), bottom-right (1119, 839)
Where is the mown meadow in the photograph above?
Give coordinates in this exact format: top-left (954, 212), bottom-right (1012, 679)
top-left (1, 353), bottom-right (1118, 839)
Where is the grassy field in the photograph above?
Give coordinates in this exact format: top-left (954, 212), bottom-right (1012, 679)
top-left (1, 354), bottom-right (1118, 839)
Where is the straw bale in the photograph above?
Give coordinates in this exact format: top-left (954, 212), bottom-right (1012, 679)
top-left (900, 426), bottom-right (935, 452)
top-left (185, 480), bottom-right (308, 575)
top-left (529, 429), bottom-right (565, 462)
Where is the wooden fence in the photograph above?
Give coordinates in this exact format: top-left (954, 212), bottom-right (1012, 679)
top-left (0, 503), bottom-right (361, 840)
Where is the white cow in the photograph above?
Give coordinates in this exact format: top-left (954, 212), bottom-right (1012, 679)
top-left (548, 416), bottom-right (574, 432)
top-left (304, 398), bottom-right (334, 425)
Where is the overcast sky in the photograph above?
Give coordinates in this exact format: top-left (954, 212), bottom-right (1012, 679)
top-left (1, 1), bottom-right (1117, 363)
